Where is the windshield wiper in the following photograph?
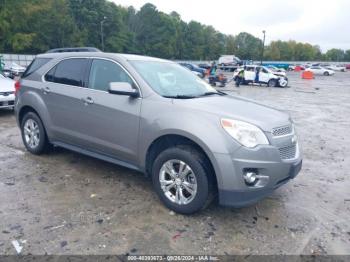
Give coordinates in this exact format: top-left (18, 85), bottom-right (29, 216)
top-left (199, 91), bottom-right (227, 97)
top-left (163, 95), bottom-right (197, 99)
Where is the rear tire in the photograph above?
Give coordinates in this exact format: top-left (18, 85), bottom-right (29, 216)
top-left (21, 112), bottom-right (50, 155)
top-left (151, 146), bottom-right (214, 214)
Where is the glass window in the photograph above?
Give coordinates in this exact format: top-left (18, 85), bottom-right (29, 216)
top-left (88, 59), bottom-right (133, 92)
top-left (131, 61), bottom-right (217, 97)
top-left (45, 66), bottom-right (56, 82)
top-left (22, 58), bottom-right (51, 78)
top-left (46, 58), bottom-right (88, 87)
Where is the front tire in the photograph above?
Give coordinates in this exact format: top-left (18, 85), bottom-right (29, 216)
top-left (268, 79), bottom-right (277, 87)
top-left (324, 71), bottom-right (329, 76)
top-left (152, 146), bottom-right (214, 214)
top-left (21, 112), bottom-right (50, 155)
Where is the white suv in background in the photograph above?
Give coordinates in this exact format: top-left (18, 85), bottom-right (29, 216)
top-left (234, 65), bottom-right (288, 87)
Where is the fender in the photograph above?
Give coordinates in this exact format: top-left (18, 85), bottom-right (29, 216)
top-left (16, 88), bottom-right (53, 139)
top-left (137, 105), bottom-right (241, 189)
top-left (140, 128), bottom-right (228, 189)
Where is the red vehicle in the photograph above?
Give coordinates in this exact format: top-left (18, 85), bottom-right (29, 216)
top-left (346, 64), bottom-right (350, 70)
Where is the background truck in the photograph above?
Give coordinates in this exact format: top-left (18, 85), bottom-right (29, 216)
top-left (218, 55), bottom-right (242, 72)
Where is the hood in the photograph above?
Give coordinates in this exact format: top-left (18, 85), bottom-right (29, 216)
top-left (273, 72), bottom-right (286, 77)
top-left (0, 77), bottom-right (15, 92)
top-left (173, 95), bottom-right (290, 132)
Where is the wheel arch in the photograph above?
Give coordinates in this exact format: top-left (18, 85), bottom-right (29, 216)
top-left (144, 134), bottom-right (219, 189)
top-left (16, 90), bottom-right (52, 138)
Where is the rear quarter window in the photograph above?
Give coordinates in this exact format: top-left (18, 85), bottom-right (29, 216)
top-left (22, 58), bottom-right (51, 78)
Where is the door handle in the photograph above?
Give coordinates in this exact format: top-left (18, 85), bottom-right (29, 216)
top-left (41, 87), bottom-right (51, 94)
top-left (82, 97), bottom-right (94, 105)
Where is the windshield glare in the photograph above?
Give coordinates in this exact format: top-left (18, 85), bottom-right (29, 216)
top-left (131, 61), bottom-right (217, 97)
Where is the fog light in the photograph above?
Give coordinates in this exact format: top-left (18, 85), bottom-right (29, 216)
top-left (243, 171), bottom-right (258, 185)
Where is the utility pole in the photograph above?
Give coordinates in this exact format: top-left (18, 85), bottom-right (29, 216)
top-left (100, 16), bottom-right (107, 51)
top-left (260, 30), bottom-right (266, 65)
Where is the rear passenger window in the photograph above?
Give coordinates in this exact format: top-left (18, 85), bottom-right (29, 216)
top-left (88, 59), bottom-right (133, 92)
top-left (45, 66), bottom-right (56, 82)
top-left (45, 58), bottom-right (88, 87)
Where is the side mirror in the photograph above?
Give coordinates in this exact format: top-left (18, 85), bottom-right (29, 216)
top-left (108, 82), bottom-right (139, 98)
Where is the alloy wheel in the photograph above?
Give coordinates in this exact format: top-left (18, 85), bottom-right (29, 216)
top-left (159, 159), bottom-right (197, 205)
top-left (23, 119), bottom-right (40, 149)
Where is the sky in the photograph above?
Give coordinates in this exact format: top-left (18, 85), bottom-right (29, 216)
top-left (111, 0), bottom-right (350, 52)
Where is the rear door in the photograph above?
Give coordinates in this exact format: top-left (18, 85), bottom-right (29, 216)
top-left (75, 58), bottom-right (142, 164)
top-left (43, 58), bottom-right (91, 145)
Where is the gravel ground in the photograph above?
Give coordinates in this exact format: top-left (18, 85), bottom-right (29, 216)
top-left (0, 71), bottom-right (349, 255)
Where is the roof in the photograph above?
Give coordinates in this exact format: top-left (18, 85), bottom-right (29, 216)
top-left (37, 52), bottom-right (171, 63)
top-left (45, 47), bottom-right (101, 53)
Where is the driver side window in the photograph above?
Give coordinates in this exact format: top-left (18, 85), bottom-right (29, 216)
top-left (88, 59), bottom-right (133, 92)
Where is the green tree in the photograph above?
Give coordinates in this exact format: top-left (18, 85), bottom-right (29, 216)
top-left (325, 48), bottom-right (345, 61)
top-left (234, 32), bottom-right (262, 60)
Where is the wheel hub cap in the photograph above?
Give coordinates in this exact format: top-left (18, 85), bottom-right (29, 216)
top-left (175, 178), bottom-right (182, 186)
top-left (159, 159), bottom-right (197, 205)
top-left (23, 119), bottom-right (40, 149)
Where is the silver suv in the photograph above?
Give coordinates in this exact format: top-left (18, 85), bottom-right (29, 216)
top-left (15, 52), bottom-right (302, 214)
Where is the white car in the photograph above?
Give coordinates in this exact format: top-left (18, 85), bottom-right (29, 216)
top-left (234, 65), bottom-right (288, 87)
top-left (0, 74), bottom-right (15, 109)
top-left (3, 62), bottom-right (26, 78)
top-left (305, 66), bottom-right (334, 76)
top-left (326, 65), bottom-right (346, 72)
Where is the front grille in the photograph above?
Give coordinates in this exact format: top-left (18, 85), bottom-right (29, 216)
top-left (0, 101), bottom-right (14, 106)
top-left (279, 144), bottom-right (297, 160)
top-left (272, 125), bottom-right (292, 137)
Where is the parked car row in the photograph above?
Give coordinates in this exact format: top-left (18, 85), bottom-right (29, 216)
top-left (289, 63), bottom-right (348, 73)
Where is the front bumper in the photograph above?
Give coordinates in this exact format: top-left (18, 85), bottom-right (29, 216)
top-left (215, 135), bottom-right (302, 207)
top-left (219, 158), bottom-right (302, 207)
top-left (0, 94), bottom-right (15, 109)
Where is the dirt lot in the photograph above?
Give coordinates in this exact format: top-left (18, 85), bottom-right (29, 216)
top-left (0, 71), bottom-right (350, 255)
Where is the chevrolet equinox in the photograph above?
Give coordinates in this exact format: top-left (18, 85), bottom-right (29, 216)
top-left (15, 52), bottom-right (302, 214)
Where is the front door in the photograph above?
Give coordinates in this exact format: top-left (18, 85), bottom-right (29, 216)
top-left (78, 58), bottom-right (142, 164)
top-left (259, 67), bottom-right (271, 83)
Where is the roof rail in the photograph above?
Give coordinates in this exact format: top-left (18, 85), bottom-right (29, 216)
top-left (45, 47), bottom-right (102, 53)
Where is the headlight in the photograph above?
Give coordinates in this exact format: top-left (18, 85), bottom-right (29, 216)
top-left (221, 118), bottom-right (269, 148)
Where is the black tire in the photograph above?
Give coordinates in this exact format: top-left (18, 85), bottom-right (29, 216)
top-left (21, 112), bottom-right (50, 155)
top-left (268, 79), bottom-right (277, 87)
top-left (151, 145), bottom-right (215, 214)
top-left (323, 71), bottom-right (329, 76)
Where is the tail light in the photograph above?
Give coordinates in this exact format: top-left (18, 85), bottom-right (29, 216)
top-left (15, 81), bottom-right (21, 96)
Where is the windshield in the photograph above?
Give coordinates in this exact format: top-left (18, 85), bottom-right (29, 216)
top-left (131, 61), bottom-right (217, 98)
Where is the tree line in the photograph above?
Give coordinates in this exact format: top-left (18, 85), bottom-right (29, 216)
top-left (0, 0), bottom-right (349, 61)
